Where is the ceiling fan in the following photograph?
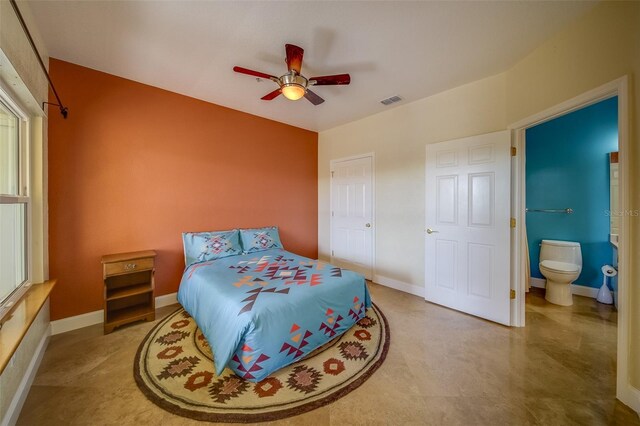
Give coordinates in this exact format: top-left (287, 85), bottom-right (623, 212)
top-left (233, 44), bottom-right (351, 105)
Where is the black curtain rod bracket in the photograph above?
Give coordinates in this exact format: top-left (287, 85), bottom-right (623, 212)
top-left (10, 0), bottom-right (68, 119)
top-left (42, 102), bottom-right (68, 119)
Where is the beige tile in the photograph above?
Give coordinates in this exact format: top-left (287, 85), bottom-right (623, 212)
top-left (525, 397), bottom-right (640, 426)
top-left (422, 396), bottom-right (538, 426)
top-left (16, 285), bottom-right (640, 425)
top-left (328, 383), bottom-right (429, 425)
top-left (16, 386), bottom-right (101, 426)
top-left (262, 405), bottom-right (331, 426)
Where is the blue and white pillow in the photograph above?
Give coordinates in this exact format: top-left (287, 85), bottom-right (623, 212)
top-left (182, 229), bottom-right (242, 267)
top-left (240, 226), bottom-right (284, 253)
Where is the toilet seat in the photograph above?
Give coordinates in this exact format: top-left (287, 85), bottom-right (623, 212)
top-left (539, 260), bottom-right (580, 274)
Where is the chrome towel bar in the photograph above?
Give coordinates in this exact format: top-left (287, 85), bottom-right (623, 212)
top-left (525, 208), bottom-right (574, 214)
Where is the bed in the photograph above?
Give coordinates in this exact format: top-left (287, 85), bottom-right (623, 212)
top-left (177, 228), bottom-right (370, 382)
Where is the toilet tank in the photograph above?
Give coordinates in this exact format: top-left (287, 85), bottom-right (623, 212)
top-left (540, 240), bottom-right (582, 267)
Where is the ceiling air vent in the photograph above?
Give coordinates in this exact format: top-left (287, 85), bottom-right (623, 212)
top-left (380, 95), bottom-right (402, 106)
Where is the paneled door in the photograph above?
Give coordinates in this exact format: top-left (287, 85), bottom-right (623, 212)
top-left (330, 155), bottom-right (373, 279)
top-left (425, 131), bottom-right (511, 325)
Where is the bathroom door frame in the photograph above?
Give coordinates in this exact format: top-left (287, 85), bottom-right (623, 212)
top-left (509, 76), bottom-right (635, 410)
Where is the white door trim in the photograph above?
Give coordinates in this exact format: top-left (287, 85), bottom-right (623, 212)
top-left (329, 153), bottom-right (375, 279)
top-left (508, 76), bottom-right (636, 411)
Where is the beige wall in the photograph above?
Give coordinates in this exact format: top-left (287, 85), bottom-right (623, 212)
top-left (505, 1), bottom-right (638, 125)
top-left (319, 0), bottom-right (640, 396)
top-left (0, 302), bottom-right (49, 421)
top-left (0, 0), bottom-right (48, 104)
top-left (631, 14), bottom-right (640, 398)
top-left (0, 1), bottom-right (50, 422)
top-left (319, 73), bottom-right (507, 289)
top-left (0, 0), bottom-right (49, 284)
top-left (0, 0), bottom-right (48, 282)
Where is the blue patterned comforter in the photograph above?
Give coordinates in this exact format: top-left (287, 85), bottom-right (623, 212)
top-left (177, 249), bottom-right (371, 382)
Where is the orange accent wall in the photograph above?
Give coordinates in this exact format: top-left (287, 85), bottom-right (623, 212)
top-left (48, 59), bottom-right (318, 321)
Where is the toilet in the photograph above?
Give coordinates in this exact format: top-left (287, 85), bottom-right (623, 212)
top-left (539, 240), bottom-right (582, 306)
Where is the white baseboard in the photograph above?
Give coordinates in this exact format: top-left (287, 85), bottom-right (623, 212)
top-left (1, 327), bottom-right (50, 426)
top-left (619, 382), bottom-right (640, 414)
top-left (50, 292), bottom-right (178, 335)
top-left (50, 309), bottom-right (103, 335)
top-left (529, 277), bottom-right (599, 299)
top-left (155, 292), bottom-right (178, 308)
top-left (372, 274), bottom-right (424, 298)
top-left (571, 284), bottom-right (599, 299)
top-left (529, 277), bottom-right (546, 289)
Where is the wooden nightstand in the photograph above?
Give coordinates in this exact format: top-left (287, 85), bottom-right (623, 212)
top-left (101, 250), bottom-right (157, 334)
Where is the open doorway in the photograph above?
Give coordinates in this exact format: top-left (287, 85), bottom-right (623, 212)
top-left (510, 77), bottom-right (633, 409)
top-left (525, 96), bottom-right (618, 302)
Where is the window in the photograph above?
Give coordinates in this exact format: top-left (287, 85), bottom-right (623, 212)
top-left (0, 90), bottom-right (30, 321)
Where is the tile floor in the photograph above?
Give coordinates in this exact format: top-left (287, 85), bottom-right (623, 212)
top-left (17, 284), bottom-right (640, 425)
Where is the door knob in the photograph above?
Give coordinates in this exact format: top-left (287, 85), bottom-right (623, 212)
top-left (426, 228), bottom-right (439, 234)
top-left (365, 223), bottom-right (371, 228)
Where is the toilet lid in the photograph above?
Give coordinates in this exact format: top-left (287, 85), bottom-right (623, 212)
top-left (540, 260), bottom-right (580, 273)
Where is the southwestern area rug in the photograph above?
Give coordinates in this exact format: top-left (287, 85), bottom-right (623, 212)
top-left (134, 303), bottom-right (390, 422)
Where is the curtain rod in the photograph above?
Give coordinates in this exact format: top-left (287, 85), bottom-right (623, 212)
top-left (9, 0), bottom-right (68, 118)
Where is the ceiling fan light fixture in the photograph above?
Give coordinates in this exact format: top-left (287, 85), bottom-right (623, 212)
top-left (282, 83), bottom-right (306, 101)
top-left (280, 73), bottom-right (308, 101)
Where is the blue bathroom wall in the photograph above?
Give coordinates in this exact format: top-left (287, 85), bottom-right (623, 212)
top-left (526, 96), bottom-right (618, 288)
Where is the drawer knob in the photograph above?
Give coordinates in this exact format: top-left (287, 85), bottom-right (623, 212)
top-left (124, 263), bottom-right (137, 271)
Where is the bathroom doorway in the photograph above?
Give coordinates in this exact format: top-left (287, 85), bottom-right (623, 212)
top-left (525, 96), bottom-right (618, 303)
top-left (509, 77), bottom-right (632, 408)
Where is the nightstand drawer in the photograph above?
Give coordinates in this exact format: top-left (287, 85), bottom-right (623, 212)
top-left (104, 257), bottom-right (154, 277)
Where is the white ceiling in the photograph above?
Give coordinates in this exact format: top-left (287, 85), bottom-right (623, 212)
top-left (26, 1), bottom-right (596, 132)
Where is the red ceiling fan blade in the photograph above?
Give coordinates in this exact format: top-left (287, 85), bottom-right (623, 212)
top-left (309, 74), bottom-right (351, 86)
top-left (304, 89), bottom-right (325, 105)
top-left (233, 66), bottom-right (277, 80)
top-left (261, 88), bottom-right (282, 101)
top-left (285, 44), bottom-right (304, 74)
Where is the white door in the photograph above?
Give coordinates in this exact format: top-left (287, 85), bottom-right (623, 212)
top-left (331, 156), bottom-right (373, 279)
top-left (425, 131), bottom-right (511, 325)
